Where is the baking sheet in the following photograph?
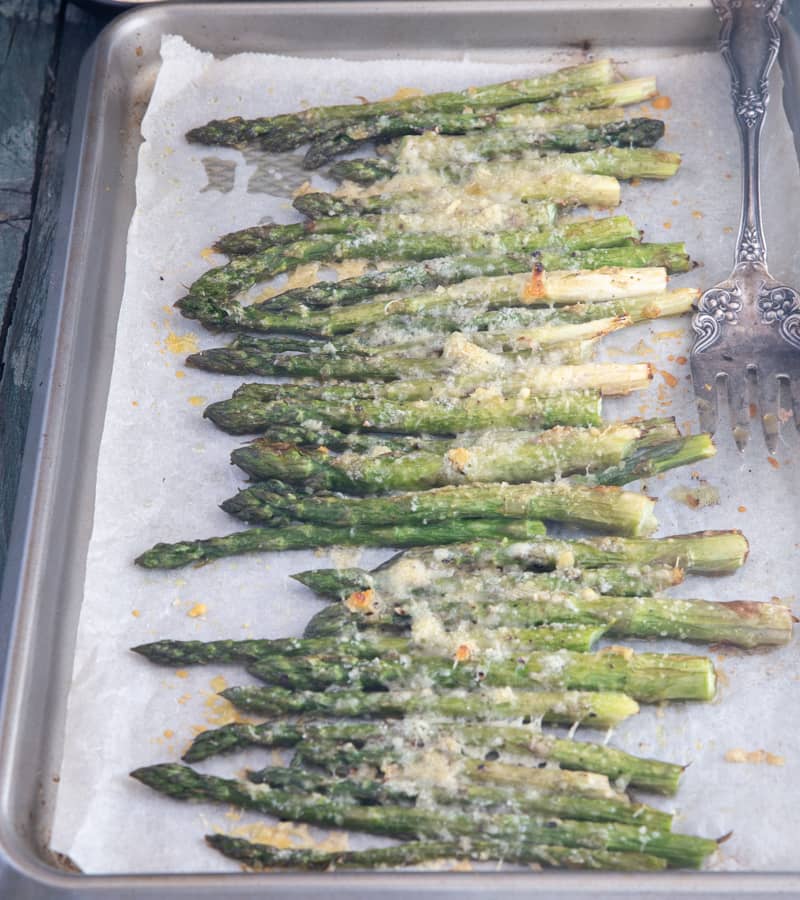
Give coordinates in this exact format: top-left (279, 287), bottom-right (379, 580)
top-left (48, 33), bottom-right (800, 874)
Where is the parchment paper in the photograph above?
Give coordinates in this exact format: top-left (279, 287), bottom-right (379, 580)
top-left (50, 35), bottom-right (800, 874)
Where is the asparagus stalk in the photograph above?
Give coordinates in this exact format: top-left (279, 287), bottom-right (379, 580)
top-left (344, 144), bottom-right (675, 200)
top-left (288, 740), bottom-right (663, 809)
top-left (246, 648), bottom-right (717, 702)
top-left (292, 561), bottom-right (684, 601)
top-left (205, 833), bottom-right (668, 871)
top-left (221, 480), bottom-right (659, 538)
top-left (315, 288), bottom-right (695, 350)
top-left (214, 201), bottom-right (557, 256)
top-left (176, 245), bottom-right (691, 331)
top-left (390, 118), bottom-right (666, 169)
top-left (415, 289), bottom-right (698, 350)
top-left (182, 292), bottom-right (605, 343)
top-left (306, 114), bottom-right (672, 168)
top-left (395, 531), bottom-right (750, 576)
top-left (186, 330), bottom-right (594, 378)
top-left (319, 589), bottom-right (793, 649)
top-left (253, 756), bottom-right (629, 801)
top-left (230, 423), bottom-right (712, 494)
top-left (132, 624), bottom-right (606, 671)
top-left (304, 106), bottom-right (637, 169)
top-left (184, 60), bottom-right (617, 150)
top-left (270, 261), bottom-right (668, 313)
top-left (236, 426), bottom-right (435, 453)
top-left (131, 764), bottom-right (717, 867)
top-left (186, 286), bottom-right (695, 364)
top-left (181, 215), bottom-right (638, 305)
top-left (250, 255), bottom-right (536, 313)
top-left (229, 362), bottom-right (653, 406)
top-left (314, 91), bottom-right (662, 173)
top-left (398, 146), bottom-right (680, 184)
top-left (308, 116), bottom-right (663, 197)
top-left (220, 685), bottom-right (640, 727)
top-left (181, 719), bottom-right (683, 794)
top-left (132, 634), bottom-right (410, 666)
top-left (380, 168), bottom-right (624, 207)
top-left (203, 389), bottom-right (602, 436)
top-left (134, 518), bottom-right (548, 569)
top-left (246, 764), bottom-right (672, 831)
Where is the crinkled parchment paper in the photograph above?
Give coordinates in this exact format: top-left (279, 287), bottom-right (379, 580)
top-left (50, 35), bottom-right (800, 874)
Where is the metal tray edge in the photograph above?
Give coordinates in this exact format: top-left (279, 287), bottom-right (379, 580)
top-left (1, 2), bottom-right (799, 895)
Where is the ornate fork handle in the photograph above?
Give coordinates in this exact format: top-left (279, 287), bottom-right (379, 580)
top-left (713, 0), bottom-right (782, 270)
top-left (693, 0), bottom-right (800, 355)
top-left (690, 1), bottom-right (800, 449)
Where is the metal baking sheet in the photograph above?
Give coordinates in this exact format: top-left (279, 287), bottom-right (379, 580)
top-left (3, 1), bottom-right (800, 895)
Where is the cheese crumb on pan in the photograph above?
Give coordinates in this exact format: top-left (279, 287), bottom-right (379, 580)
top-left (724, 748), bottom-right (785, 766)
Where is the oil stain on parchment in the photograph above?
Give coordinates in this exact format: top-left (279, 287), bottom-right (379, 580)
top-left (200, 157), bottom-right (236, 193)
top-left (241, 147), bottom-right (311, 194)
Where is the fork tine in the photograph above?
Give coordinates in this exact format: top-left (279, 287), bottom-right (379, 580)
top-left (692, 368), bottom-right (719, 435)
top-left (696, 389), bottom-right (718, 436)
top-left (725, 370), bottom-right (751, 451)
top-left (788, 376), bottom-right (800, 433)
top-left (756, 369), bottom-right (781, 454)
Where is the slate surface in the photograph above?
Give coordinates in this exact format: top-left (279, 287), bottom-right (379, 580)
top-left (0, 2), bottom-right (107, 894)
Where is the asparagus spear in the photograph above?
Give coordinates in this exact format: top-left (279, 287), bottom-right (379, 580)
top-left (230, 362), bottom-right (652, 406)
top-left (589, 434), bottom-right (717, 487)
top-left (344, 145), bottom-right (676, 204)
top-left (302, 101), bottom-right (655, 167)
top-left (347, 289), bottom-right (698, 352)
top-left (382, 168), bottom-right (624, 207)
top-left (288, 740), bottom-right (662, 806)
top-left (230, 423), bottom-right (712, 494)
top-left (205, 833), bottom-right (668, 871)
top-left (305, 117), bottom-right (663, 200)
top-left (403, 145), bottom-right (679, 183)
top-left (348, 145), bottom-right (678, 193)
top-left (132, 634), bottom-right (409, 666)
top-left (221, 684), bottom-right (639, 727)
top-left (187, 329), bottom-right (595, 378)
top-left (270, 261), bottom-right (668, 313)
top-left (176, 245), bottom-right (691, 331)
top-left (186, 287), bottom-right (695, 362)
top-left (292, 561), bottom-right (683, 601)
top-left (247, 648), bottom-right (717, 702)
top-left (235, 430), bottom-right (710, 497)
top-left (131, 764), bottom-right (717, 867)
top-left (330, 158), bottom-right (399, 185)
top-left (214, 201), bottom-right (557, 256)
top-left (390, 118), bottom-right (666, 169)
top-left (182, 215), bottom-right (638, 305)
top-left (254, 755), bottom-right (629, 801)
top-left (134, 518), bottom-right (548, 569)
top-left (203, 389), bottom-right (602, 436)
top-left (317, 589), bottom-right (793, 649)
top-left (184, 60), bottom-right (617, 150)
top-left (236, 426), bottom-right (432, 452)
top-left (246, 764), bottom-right (672, 830)
top-left (306, 112), bottom-right (673, 167)
top-left (181, 719), bottom-right (684, 794)
top-left (248, 255), bottom-right (536, 313)
top-left (395, 531), bottom-right (750, 576)
top-left (222, 480), bottom-right (659, 538)
top-left (132, 625), bottom-right (606, 670)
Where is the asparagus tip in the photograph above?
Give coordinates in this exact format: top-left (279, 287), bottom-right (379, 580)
top-left (291, 567), bottom-right (372, 597)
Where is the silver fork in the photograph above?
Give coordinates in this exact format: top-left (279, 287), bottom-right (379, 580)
top-left (690, 0), bottom-right (800, 452)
